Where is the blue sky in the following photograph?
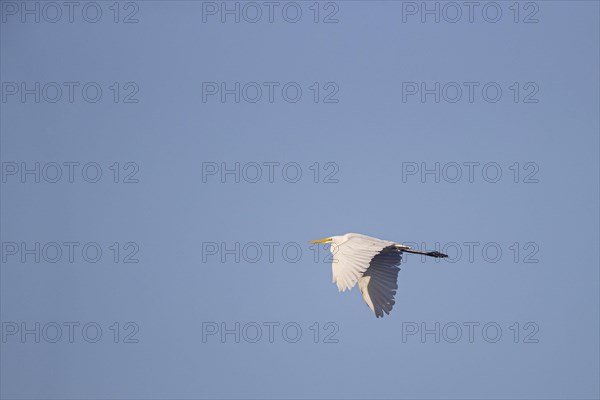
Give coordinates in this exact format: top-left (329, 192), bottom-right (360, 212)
top-left (1, 1), bottom-right (599, 399)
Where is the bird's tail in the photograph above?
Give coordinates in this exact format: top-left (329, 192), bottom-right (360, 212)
top-left (397, 247), bottom-right (448, 258)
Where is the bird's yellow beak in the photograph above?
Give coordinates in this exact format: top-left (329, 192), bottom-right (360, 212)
top-left (309, 237), bottom-right (333, 244)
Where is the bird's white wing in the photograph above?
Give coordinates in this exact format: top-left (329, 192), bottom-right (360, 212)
top-left (358, 247), bottom-right (402, 318)
top-left (332, 235), bottom-right (395, 292)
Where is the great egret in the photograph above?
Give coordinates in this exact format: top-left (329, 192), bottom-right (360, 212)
top-left (310, 233), bottom-right (448, 318)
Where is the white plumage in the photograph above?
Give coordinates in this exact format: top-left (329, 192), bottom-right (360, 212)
top-left (310, 233), bottom-right (447, 318)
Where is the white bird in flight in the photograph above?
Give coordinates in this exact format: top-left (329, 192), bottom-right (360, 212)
top-left (309, 233), bottom-right (448, 318)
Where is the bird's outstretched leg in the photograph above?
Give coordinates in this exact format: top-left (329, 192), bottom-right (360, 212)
top-left (398, 248), bottom-right (448, 258)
